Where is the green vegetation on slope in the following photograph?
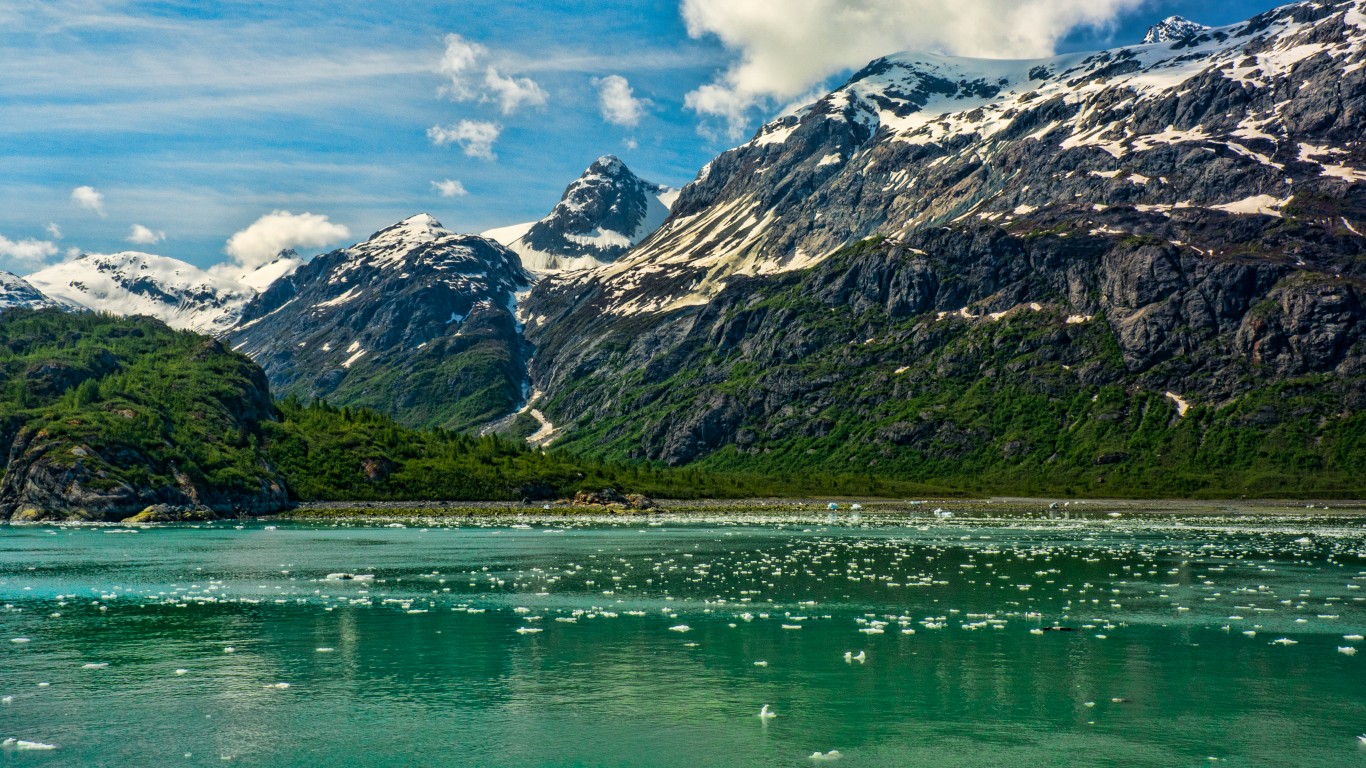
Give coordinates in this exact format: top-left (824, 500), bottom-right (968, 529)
top-left (545, 239), bottom-right (1366, 499)
top-left (264, 399), bottom-right (946, 501)
top-left (0, 309), bottom-right (284, 515)
top-left (0, 310), bottom-right (938, 516)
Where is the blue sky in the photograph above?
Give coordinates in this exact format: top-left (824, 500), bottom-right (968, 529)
top-left (0, 0), bottom-right (1285, 273)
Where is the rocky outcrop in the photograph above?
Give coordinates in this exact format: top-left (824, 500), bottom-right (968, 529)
top-left (0, 312), bottom-right (291, 522)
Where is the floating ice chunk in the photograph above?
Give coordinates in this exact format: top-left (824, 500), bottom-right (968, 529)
top-left (324, 573), bottom-right (374, 582)
top-left (223, 647), bottom-right (235, 653)
top-left (316, 648), bottom-right (335, 653)
top-left (753, 661), bottom-right (768, 667)
top-left (669, 625), bottom-right (691, 632)
top-left (1340, 647), bottom-right (1358, 656)
top-left (81, 663), bottom-right (108, 670)
top-left (1270, 638), bottom-right (1298, 646)
top-left (2, 738), bottom-right (57, 751)
top-left (175, 669), bottom-right (188, 675)
top-left (515, 627), bottom-right (542, 634)
top-left (1346, 635), bottom-right (1365, 642)
top-left (810, 750), bottom-right (842, 761)
top-left (1, 696), bottom-right (11, 704)
top-left (265, 683), bottom-right (290, 690)
top-left (10, 638), bottom-right (29, 644)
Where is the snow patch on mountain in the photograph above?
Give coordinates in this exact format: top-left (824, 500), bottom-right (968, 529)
top-left (481, 221), bottom-right (536, 246)
top-left (0, 271), bottom-right (68, 311)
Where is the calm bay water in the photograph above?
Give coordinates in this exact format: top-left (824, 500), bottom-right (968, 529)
top-left (1, 512), bottom-right (1365, 766)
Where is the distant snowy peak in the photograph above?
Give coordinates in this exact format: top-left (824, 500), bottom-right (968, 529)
top-left (0, 271), bottom-right (67, 311)
top-left (1144, 16), bottom-right (1210, 45)
top-left (23, 252), bottom-right (284, 336)
top-left (510, 155), bottom-right (677, 273)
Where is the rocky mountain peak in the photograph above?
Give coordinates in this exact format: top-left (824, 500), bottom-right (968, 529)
top-left (507, 156), bottom-right (677, 272)
top-left (1143, 15), bottom-right (1209, 45)
top-left (588, 154), bottom-right (628, 176)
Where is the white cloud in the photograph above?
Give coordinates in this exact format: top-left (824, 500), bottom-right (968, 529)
top-left (70, 185), bottom-right (106, 217)
top-left (594, 75), bottom-right (648, 127)
top-left (438, 33), bottom-right (488, 101)
top-left (224, 210), bottom-right (350, 269)
top-left (431, 179), bottom-right (468, 198)
top-left (483, 67), bottom-right (548, 114)
top-left (427, 120), bottom-right (501, 160)
top-left (0, 234), bottom-right (59, 269)
top-left (680, 0), bottom-right (1142, 137)
top-left (45, 222), bottom-right (62, 239)
top-left (127, 224), bottom-right (165, 245)
top-left (438, 33), bottom-right (547, 114)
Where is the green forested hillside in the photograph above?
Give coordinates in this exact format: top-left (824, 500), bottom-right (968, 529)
top-left (0, 310), bottom-right (286, 519)
top-left (0, 310), bottom-right (929, 520)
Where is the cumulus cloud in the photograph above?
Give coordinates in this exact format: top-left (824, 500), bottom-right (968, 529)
top-left (45, 223), bottom-right (62, 239)
top-left (0, 234), bottom-right (59, 269)
top-left (224, 211), bottom-right (350, 270)
top-left (680, 0), bottom-right (1142, 137)
top-left (431, 179), bottom-right (468, 198)
top-left (427, 120), bottom-right (501, 160)
top-left (484, 67), bottom-right (548, 114)
top-left (438, 34), bottom-right (488, 101)
top-left (70, 185), bottom-right (106, 217)
top-left (438, 33), bottom-right (547, 114)
top-left (127, 224), bottom-right (165, 245)
top-left (594, 75), bottom-right (648, 127)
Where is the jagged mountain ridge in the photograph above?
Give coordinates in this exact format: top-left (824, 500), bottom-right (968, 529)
top-left (515, 0), bottom-right (1366, 492)
top-left (505, 156), bottom-right (677, 272)
top-left (25, 251), bottom-right (302, 335)
top-left (532, 0), bottom-right (1366, 319)
top-left (229, 214), bottom-right (532, 431)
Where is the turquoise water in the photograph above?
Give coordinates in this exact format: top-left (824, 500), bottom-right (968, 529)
top-left (1, 514), bottom-right (1365, 766)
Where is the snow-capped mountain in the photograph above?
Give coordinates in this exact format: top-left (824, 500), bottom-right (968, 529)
top-left (0, 271), bottom-right (67, 311)
top-left (530, 0), bottom-right (1366, 319)
top-left (1143, 16), bottom-right (1210, 44)
top-left (24, 252), bottom-right (290, 336)
top-left (22, 250), bottom-right (302, 335)
top-left (517, 0), bottom-right (1364, 469)
top-left (500, 156), bottom-right (677, 273)
top-left (229, 214), bottom-right (531, 431)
